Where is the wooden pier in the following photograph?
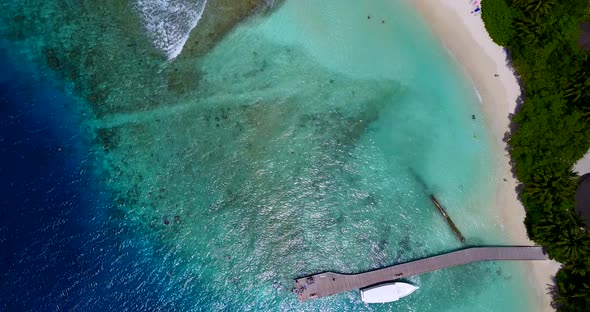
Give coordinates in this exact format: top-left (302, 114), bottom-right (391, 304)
top-left (294, 246), bottom-right (547, 302)
top-left (430, 195), bottom-right (465, 242)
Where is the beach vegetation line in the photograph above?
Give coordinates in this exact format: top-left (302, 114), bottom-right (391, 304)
top-left (482, 0), bottom-right (590, 310)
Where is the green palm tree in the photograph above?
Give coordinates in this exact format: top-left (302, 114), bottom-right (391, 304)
top-left (554, 225), bottom-right (590, 261)
top-left (512, 17), bottom-right (540, 44)
top-left (564, 259), bottom-right (590, 277)
top-left (556, 269), bottom-right (590, 309)
top-left (531, 218), bottom-right (560, 243)
top-left (564, 62), bottom-right (590, 121)
top-left (511, 0), bottom-right (557, 18)
top-left (526, 0), bottom-right (557, 18)
top-left (530, 209), bottom-right (579, 246)
top-left (564, 81), bottom-right (586, 104)
top-left (581, 104), bottom-right (590, 121)
top-left (564, 69), bottom-right (590, 104)
top-left (524, 166), bottom-right (578, 208)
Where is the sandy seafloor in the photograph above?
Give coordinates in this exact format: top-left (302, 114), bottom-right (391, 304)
top-left (411, 1), bottom-right (562, 311)
top-left (0, 0), bottom-right (544, 311)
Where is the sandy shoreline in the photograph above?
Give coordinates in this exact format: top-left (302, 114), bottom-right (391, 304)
top-left (410, 0), bottom-right (561, 311)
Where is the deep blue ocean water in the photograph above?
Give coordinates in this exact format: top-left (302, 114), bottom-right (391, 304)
top-left (0, 0), bottom-right (538, 310)
top-left (0, 41), bottom-right (182, 311)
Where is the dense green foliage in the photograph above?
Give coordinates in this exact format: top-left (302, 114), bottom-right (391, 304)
top-left (481, 0), bottom-right (517, 46)
top-left (482, 0), bottom-right (590, 310)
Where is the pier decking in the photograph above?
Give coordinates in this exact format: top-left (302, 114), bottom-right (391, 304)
top-left (294, 246), bottom-right (547, 301)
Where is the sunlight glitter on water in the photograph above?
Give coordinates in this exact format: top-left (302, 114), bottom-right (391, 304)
top-left (0, 0), bottom-right (536, 310)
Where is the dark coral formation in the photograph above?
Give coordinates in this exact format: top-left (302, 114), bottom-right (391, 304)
top-left (1, 0), bottom-right (283, 120)
top-left (181, 0), bottom-right (284, 58)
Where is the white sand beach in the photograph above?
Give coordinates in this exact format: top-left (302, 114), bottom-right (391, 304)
top-left (411, 0), bottom-right (561, 311)
top-left (575, 151), bottom-right (590, 174)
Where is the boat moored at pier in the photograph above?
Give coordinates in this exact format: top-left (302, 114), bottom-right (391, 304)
top-left (361, 282), bottom-right (418, 303)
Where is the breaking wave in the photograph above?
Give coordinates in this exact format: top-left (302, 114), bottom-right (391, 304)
top-left (136, 0), bottom-right (208, 59)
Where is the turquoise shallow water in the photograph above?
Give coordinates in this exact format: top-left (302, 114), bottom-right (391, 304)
top-left (1, 0), bottom-right (536, 310)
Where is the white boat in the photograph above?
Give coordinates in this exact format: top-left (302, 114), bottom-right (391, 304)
top-left (360, 282), bottom-right (418, 303)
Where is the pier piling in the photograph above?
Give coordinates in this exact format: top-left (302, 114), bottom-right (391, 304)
top-left (430, 194), bottom-right (465, 242)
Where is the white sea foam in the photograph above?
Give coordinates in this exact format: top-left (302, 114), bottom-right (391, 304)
top-left (136, 0), bottom-right (208, 59)
top-left (473, 86), bottom-right (483, 103)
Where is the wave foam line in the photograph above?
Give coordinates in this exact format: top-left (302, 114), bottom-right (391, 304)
top-left (136, 0), bottom-right (208, 59)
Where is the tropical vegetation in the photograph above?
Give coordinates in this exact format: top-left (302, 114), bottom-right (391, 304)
top-left (481, 0), bottom-right (590, 310)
